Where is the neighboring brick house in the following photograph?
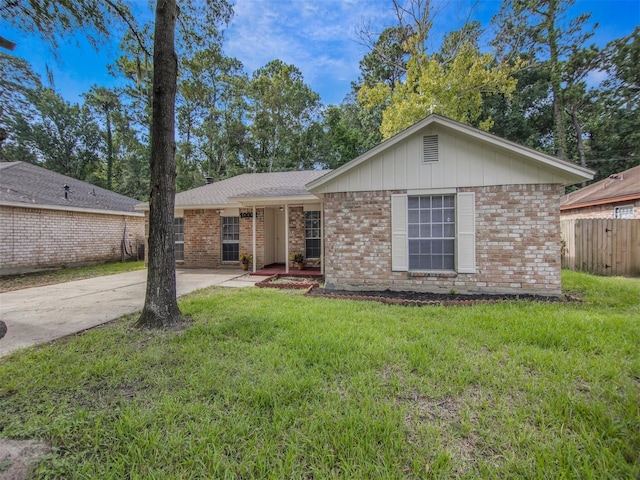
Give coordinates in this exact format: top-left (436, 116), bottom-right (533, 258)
top-left (139, 115), bottom-right (593, 296)
top-left (560, 165), bottom-right (640, 219)
top-left (0, 161), bottom-right (145, 275)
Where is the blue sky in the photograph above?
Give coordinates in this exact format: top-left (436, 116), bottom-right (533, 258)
top-left (5, 0), bottom-right (639, 106)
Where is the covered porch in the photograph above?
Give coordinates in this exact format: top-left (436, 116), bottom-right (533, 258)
top-left (232, 192), bottom-right (324, 276)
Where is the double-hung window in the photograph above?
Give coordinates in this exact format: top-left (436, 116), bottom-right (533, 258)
top-left (221, 216), bottom-right (239, 262)
top-left (305, 211), bottom-right (321, 259)
top-left (174, 217), bottom-right (184, 262)
top-left (408, 195), bottom-right (455, 270)
top-left (391, 191), bottom-right (476, 274)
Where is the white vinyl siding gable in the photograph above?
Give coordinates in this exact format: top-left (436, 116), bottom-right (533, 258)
top-left (309, 123), bottom-right (590, 195)
top-left (391, 194), bottom-right (408, 271)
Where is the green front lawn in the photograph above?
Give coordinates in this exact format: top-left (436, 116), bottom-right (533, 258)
top-left (1, 271), bottom-right (638, 478)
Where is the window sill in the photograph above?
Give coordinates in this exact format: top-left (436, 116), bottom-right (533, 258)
top-left (409, 270), bottom-right (457, 278)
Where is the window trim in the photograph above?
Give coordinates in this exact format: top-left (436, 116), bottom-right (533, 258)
top-left (407, 194), bottom-right (456, 272)
top-left (221, 216), bottom-right (240, 263)
top-left (174, 217), bottom-right (184, 263)
top-left (304, 210), bottom-right (322, 259)
top-left (613, 205), bottom-right (634, 219)
top-left (391, 191), bottom-right (476, 274)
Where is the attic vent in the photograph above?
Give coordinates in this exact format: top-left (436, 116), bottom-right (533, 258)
top-left (422, 135), bottom-right (439, 163)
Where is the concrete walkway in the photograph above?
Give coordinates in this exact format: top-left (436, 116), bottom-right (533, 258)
top-left (0, 269), bottom-right (258, 358)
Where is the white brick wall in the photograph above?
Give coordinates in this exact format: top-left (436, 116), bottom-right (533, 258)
top-left (0, 205), bottom-right (145, 274)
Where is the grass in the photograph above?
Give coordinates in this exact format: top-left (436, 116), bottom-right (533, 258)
top-left (0, 271), bottom-right (638, 478)
top-left (0, 261), bottom-right (146, 292)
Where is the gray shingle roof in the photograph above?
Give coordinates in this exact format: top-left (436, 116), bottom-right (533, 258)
top-left (0, 161), bottom-right (142, 212)
top-left (170, 170), bottom-right (331, 208)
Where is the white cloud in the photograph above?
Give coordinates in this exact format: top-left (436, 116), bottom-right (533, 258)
top-left (223, 0), bottom-right (397, 103)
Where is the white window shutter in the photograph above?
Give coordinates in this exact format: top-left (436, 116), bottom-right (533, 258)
top-left (391, 194), bottom-right (408, 271)
top-left (456, 192), bottom-right (476, 273)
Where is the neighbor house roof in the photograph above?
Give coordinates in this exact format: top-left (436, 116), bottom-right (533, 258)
top-left (136, 170), bottom-right (331, 210)
top-left (307, 114), bottom-right (594, 192)
top-left (560, 165), bottom-right (640, 211)
top-left (0, 161), bottom-right (143, 214)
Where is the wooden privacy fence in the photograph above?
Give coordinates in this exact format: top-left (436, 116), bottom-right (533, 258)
top-left (561, 218), bottom-right (640, 277)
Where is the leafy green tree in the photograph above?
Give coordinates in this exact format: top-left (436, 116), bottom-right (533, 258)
top-left (246, 60), bottom-right (323, 171)
top-left (0, 0), bottom-right (135, 51)
top-left (6, 88), bottom-right (102, 179)
top-left (0, 52), bottom-right (42, 160)
top-left (492, 0), bottom-right (596, 160)
top-left (360, 41), bottom-right (521, 139)
top-left (482, 57), bottom-right (555, 152)
top-left (84, 86), bottom-right (121, 189)
top-left (358, 26), bottom-right (409, 90)
top-left (585, 28), bottom-right (640, 180)
top-left (322, 95), bottom-right (382, 168)
top-left (178, 45), bottom-right (248, 187)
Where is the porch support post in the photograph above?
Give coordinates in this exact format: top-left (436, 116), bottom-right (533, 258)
top-left (320, 205), bottom-right (324, 275)
top-left (252, 205), bottom-right (256, 273)
top-left (284, 204), bottom-right (289, 274)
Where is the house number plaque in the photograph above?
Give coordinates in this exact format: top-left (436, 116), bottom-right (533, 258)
top-left (240, 212), bottom-right (253, 218)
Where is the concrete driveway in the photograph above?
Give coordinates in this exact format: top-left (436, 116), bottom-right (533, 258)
top-left (0, 268), bottom-right (258, 358)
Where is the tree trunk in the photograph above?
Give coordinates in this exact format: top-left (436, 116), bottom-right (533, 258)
top-left (569, 107), bottom-right (588, 187)
top-left (136, 0), bottom-right (181, 329)
top-left (547, 0), bottom-right (567, 160)
top-left (105, 105), bottom-right (114, 190)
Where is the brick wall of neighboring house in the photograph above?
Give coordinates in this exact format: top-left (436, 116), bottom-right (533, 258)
top-left (0, 205), bottom-right (144, 275)
top-left (323, 184), bottom-right (564, 296)
top-left (560, 199), bottom-right (640, 219)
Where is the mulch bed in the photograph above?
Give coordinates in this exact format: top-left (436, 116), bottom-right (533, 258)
top-left (306, 287), bottom-right (577, 307)
top-left (255, 275), bottom-right (320, 290)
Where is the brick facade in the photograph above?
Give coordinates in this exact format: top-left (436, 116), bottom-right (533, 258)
top-left (0, 205), bottom-right (145, 275)
top-left (323, 184), bottom-right (564, 296)
top-left (183, 209), bottom-right (220, 267)
top-left (288, 207), bottom-right (305, 264)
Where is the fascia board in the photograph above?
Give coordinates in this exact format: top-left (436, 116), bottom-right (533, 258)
top-left (1, 201), bottom-right (144, 217)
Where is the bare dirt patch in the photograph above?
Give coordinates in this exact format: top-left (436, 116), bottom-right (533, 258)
top-left (0, 439), bottom-right (51, 480)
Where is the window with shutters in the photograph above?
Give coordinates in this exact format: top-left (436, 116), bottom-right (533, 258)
top-left (408, 195), bottom-right (455, 270)
top-left (391, 191), bottom-right (475, 274)
top-left (422, 135), bottom-right (438, 163)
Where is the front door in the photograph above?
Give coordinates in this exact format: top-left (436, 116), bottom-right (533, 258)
top-left (275, 211), bottom-right (286, 263)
